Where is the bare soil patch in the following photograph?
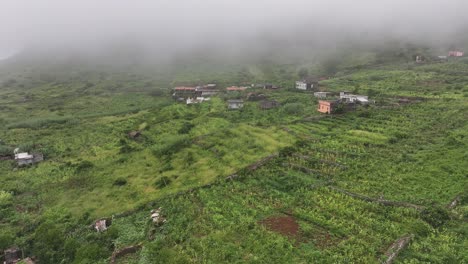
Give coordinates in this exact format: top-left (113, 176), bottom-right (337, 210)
top-left (259, 215), bottom-right (300, 239)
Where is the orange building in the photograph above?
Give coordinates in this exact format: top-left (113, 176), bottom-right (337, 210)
top-left (317, 100), bottom-right (336, 114)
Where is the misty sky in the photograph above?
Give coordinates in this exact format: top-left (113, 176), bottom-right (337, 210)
top-left (1, 0), bottom-right (468, 59)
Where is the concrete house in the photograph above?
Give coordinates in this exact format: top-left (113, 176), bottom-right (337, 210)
top-left (314, 92), bottom-right (331, 99)
top-left (296, 78), bottom-right (319, 91)
top-left (339, 92), bottom-right (369, 104)
top-left (186, 97), bottom-right (209, 105)
top-left (448, 51), bottom-right (464, 57)
top-left (227, 99), bottom-right (244, 109)
top-left (173, 87), bottom-right (197, 99)
top-left (317, 100), bottom-right (338, 114)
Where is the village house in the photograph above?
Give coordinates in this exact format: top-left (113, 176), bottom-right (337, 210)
top-left (448, 51), bottom-right (464, 57)
top-left (198, 88), bottom-right (219, 97)
top-left (314, 92), bottom-right (331, 99)
top-left (317, 100), bottom-right (337, 114)
top-left (317, 91), bottom-right (373, 114)
top-left (415, 55), bottom-right (425, 63)
top-left (296, 78), bottom-right (319, 91)
top-left (173, 84), bottom-right (219, 100)
top-left (227, 99), bottom-right (244, 109)
top-left (186, 97), bottom-right (209, 105)
top-left (339, 92), bottom-right (370, 104)
top-left (172, 86), bottom-right (197, 99)
top-left (226, 86), bottom-right (247, 92)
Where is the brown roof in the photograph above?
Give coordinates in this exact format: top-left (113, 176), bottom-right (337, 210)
top-left (226, 86), bottom-right (247, 91)
top-left (174, 87), bottom-right (196, 91)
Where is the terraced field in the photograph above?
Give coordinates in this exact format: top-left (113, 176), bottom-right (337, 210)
top-left (0, 60), bottom-right (467, 263)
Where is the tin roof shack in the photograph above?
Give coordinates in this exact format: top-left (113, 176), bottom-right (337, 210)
top-left (14, 152), bottom-right (43, 166)
top-left (259, 100), bottom-right (280, 110)
top-left (227, 99), bottom-right (244, 110)
top-left (314, 92), bottom-right (331, 99)
top-left (172, 87), bottom-right (197, 100)
top-left (296, 78), bottom-right (319, 91)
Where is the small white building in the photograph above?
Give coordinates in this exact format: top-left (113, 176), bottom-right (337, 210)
top-left (314, 92), bottom-right (331, 99)
top-left (186, 97), bottom-right (211, 105)
top-left (296, 79), bottom-right (318, 91)
top-left (227, 99), bottom-right (244, 109)
top-left (340, 92), bottom-right (370, 104)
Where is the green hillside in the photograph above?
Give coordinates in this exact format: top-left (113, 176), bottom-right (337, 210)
top-left (0, 56), bottom-right (467, 263)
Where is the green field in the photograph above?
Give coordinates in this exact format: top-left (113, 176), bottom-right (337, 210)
top-left (0, 58), bottom-right (467, 263)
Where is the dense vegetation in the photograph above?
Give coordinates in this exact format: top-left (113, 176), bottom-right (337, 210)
top-left (0, 54), bottom-right (467, 263)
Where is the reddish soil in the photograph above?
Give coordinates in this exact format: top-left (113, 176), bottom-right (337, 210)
top-left (312, 230), bottom-right (340, 249)
top-left (259, 215), bottom-right (300, 239)
top-left (259, 214), bottom-right (343, 249)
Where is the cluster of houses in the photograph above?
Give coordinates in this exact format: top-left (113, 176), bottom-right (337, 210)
top-left (171, 78), bottom-right (373, 114)
top-left (316, 91), bottom-right (372, 114)
top-left (416, 50), bottom-right (464, 63)
top-left (173, 83), bottom-right (282, 110)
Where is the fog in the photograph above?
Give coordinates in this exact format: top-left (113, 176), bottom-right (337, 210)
top-left (1, 0), bottom-right (468, 62)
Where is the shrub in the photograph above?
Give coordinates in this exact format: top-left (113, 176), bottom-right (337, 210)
top-left (113, 177), bottom-right (128, 186)
top-left (279, 146), bottom-right (296, 158)
top-left (152, 135), bottom-right (190, 157)
top-left (420, 206), bottom-right (450, 228)
top-left (75, 160), bottom-right (94, 173)
top-left (178, 122), bottom-right (195, 134)
top-left (155, 176), bottom-right (172, 188)
top-left (73, 243), bottom-right (108, 264)
top-left (0, 145), bottom-right (12, 156)
top-left (283, 103), bottom-right (303, 115)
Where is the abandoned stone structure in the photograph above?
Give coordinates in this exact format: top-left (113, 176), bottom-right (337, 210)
top-left (14, 150), bottom-right (43, 166)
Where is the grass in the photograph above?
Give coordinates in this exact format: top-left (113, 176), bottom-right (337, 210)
top-left (0, 58), bottom-right (467, 263)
